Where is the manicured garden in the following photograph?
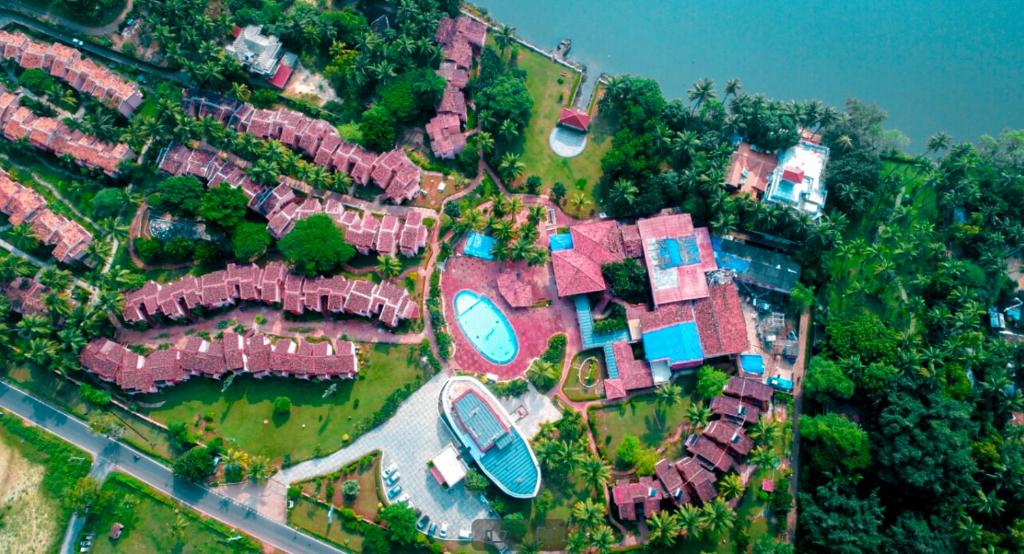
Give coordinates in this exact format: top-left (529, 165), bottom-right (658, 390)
top-left (83, 473), bottom-right (258, 553)
top-left (509, 45), bottom-right (612, 216)
top-left (590, 375), bottom-right (696, 461)
top-left (561, 349), bottom-right (605, 401)
top-left (140, 342), bottom-right (431, 464)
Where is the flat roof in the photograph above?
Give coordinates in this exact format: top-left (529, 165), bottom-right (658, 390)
top-left (637, 214), bottom-right (716, 306)
top-left (643, 321), bottom-right (704, 365)
top-left (432, 443), bottom-right (468, 486)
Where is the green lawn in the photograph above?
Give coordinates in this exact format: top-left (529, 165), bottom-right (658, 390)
top-left (298, 451), bottom-right (383, 520)
top-left (561, 349), bottom-right (605, 402)
top-left (507, 45), bottom-right (612, 216)
top-left (590, 375), bottom-right (696, 462)
top-left (0, 407), bottom-right (92, 553)
top-left (289, 497), bottom-right (366, 552)
top-left (139, 343), bottom-right (430, 464)
top-left (83, 473), bottom-right (258, 553)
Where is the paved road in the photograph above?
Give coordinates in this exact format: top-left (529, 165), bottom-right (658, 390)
top-left (0, 381), bottom-right (344, 554)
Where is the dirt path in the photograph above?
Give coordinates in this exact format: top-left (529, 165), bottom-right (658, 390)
top-left (786, 307), bottom-right (811, 543)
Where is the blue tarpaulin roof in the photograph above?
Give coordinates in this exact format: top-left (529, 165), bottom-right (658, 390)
top-left (769, 375), bottom-right (794, 392)
top-left (549, 233), bottom-right (574, 252)
top-left (643, 322), bottom-right (704, 365)
top-left (465, 232), bottom-right (497, 260)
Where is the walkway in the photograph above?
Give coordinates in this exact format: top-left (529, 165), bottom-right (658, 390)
top-left (58, 458), bottom-right (113, 554)
top-left (5, 0), bottom-right (133, 36)
top-left (0, 380), bottom-right (343, 554)
top-left (786, 307), bottom-right (811, 543)
top-left (276, 373), bottom-right (492, 536)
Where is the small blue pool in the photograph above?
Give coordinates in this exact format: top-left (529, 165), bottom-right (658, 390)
top-left (769, 375), bottom-right (793, 392)
top-left (549, 233), bottom-right (573, 251)
top-left (740, 354), bottom-right (765, 375)
top-left (464, 233), bottom-right (497, 260)
top-left (453, 290), bottom-right (519, 364)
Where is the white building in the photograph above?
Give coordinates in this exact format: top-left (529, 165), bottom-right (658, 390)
top-left (764, 139), bottom-right (830, 218)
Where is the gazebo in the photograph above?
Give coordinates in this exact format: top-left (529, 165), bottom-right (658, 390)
top-left (557, 107), bottom-right (591, 132)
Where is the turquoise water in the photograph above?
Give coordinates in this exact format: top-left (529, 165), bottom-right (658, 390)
top-left (473, 0), bottom-right (1024, 149)
top-left (453, 290), bottom-right (519, 364)
top-left (740, 354), bottom-right (765, 376)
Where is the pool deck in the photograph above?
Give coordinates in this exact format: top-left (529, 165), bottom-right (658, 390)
top-left (442, 255), bottom-right (577, 380)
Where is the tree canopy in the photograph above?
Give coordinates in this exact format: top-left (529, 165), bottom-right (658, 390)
top-left (278, 214), bottom-right (355, 276)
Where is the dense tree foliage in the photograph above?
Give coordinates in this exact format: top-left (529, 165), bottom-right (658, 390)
top-left (601, 259), bottom-right (648, 303)
top-left (197, 183), bottom-right (249, 231)
top-left (150, 175), bottom-right (205, 216)
top-left (279, 214), bottom-right (355, 276)
top-left (231, 222), bottom-right (271, 261)
top-left (173, 446), bottom-right (215, 482)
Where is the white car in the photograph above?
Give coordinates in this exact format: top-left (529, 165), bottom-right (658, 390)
top-left (439, 522), bottom-right (449, 539)
top-left (396, 493), bottom-right (410, 504)
top-left (458, 528), bottom-right (472, 540)
top-left (384, 463), bottom-right (398, 476)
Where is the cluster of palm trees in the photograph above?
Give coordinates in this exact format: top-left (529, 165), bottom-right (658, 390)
top-left (453, 197), bottom-right (550, 266)
top-left (221, 447), bottom-right (273, 482)
top-left (646, 496), bottom-right (737, 548)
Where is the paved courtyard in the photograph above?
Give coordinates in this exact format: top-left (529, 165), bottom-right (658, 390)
top-left (276, 373), bottom-right (491, 538)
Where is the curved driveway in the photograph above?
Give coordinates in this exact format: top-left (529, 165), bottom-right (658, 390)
top-left (0, 381), bottom-right (344, 554)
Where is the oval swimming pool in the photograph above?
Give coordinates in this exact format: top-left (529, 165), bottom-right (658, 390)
top-left (452, 290), bottom-right (519, 365)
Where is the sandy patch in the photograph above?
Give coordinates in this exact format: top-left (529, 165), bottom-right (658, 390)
top-left (0, 440), bottom-right (61, 554)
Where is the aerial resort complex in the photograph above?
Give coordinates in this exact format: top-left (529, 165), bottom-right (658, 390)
top-left (0, 1), bottom-right (1017, 553)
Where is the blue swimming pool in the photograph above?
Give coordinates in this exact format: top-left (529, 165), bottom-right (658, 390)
top-left (740, 354), bottom-right (765, 375)
top-left (453, 290), bottom-right (519, 364)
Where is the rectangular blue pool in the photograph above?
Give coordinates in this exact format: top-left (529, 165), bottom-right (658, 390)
top-left (740, 354), bottom-right (765, 375)
top-left (464, 232), bottom-right (497, 260)
top-left (549, 233), bottom-right (573, 251)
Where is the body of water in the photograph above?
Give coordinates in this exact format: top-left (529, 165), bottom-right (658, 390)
top-left (472, 0), bottom-right (1024, 149)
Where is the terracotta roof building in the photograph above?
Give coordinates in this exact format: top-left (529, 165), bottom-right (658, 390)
top-left (0, 169), bottom-right (93, 264)
top-left (121, 263), bottom-right (417, 328)
top-left (677, 456), bottom-right (718, 504)
top-left (636, 213), bottom-right (717, 307)
top-left (703, 419), bottom-right (754, 457)
top-left (724, 142), bottom-right (778, 197)
top-left (611, 477), bottom-right (664, 521)
top-left (0, 31), bottom-right (142, 116)
top-left (551, 220), bottom-right (636, 297)
top-left (710, 395), bottom-right (762, 426)
top-left (723, 376), bottom-right (774, 409)
top-left (180, 91), bottom-right (421, 203)
top-left (655, 458), bottom-right (688, 506)
top-left (4, 277), bottom-right (48, 315)
top-left (428, 16), bottom-right (486, 159)
top-left (685, 434), bottom-right (736, 473)
top-left (557, 108), bottom-right (591, 132)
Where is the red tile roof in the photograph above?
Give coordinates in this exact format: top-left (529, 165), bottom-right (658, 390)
top-left (693, 283), bottom-right (748, 358)
top-left (703, 419), bottom-right (754, 457)
top-left (676, 456), bottom-right (717, 504)
top-left (724, 376), bottom-right (774, 406)
top-left (558, 108), bottom-right (591, 131)
top-left (0, 169), bottom-right (93, 263)
top-left (685, 434), bottom-right (735, 473)
top-left (710, 395), bottom-right (761, 425)
top-left (611, 477), bottom-right (663, 521)
top-left (552, 249), bottom-right (606, 297)
top-left (636, 213), bottom-right (718, 306)
top-left (655, 458), bottom-right (688, 505)
top-left (725, 142), bottom-right (778, 195)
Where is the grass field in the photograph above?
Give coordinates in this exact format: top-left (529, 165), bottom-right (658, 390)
top-left (508, 45), bottom-right (612, 216)
top-left (561, 349), bottom-right (605, 401)
top-left (590, 375), bottom-right (696, 462)
top-left (140, 343), bottom-right (430, 464)
top-left (298, 451), bottom-right (383, 520)
top-left (83, 473), bottom-right (257, 553)
top-left (0, 410), bottom-right (92, 554)
top-left (289, 497), bottom-right (367, 552)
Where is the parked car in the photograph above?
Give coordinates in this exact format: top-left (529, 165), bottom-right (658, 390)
top-left (385, 472), bottom-right (400, 486)
top-left (458, 528), bottom-right (472, 540)
top-left (427, 522), bottom-right (437, 536)
top-left (396, 493), bottom-right (410, 504)
top-left (439, 522), bottom-right (449, 539)
top-left (384, 463), bottom-right (398, 476)
top-left (417, 515), bottom-right (430, 531)
top-left (387, 485), bottom-right (402, 500)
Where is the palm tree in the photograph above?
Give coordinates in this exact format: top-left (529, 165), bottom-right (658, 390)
top-left (566, 529), bottom-right (589, 554)
top-left (571, 498), bottom-right (605, 529)
top-left (471, 131), bottom-right (494, 155)
top-left (686, 401), bottom-right (712, 431)
top-left (499, 152), bottom-right (525, 184)
top-left (699, 497), bottom-right (736, 538)
top-left (749, 445), bottom-right (778, 469)
top-left (248, 455), bottom-right (273, 481)
top-left (498, 118), bottom-right (519, 143)
top-left (608, 178), bottom-right (638, 208)
top-left (376, 255), bottom-right (402, 278)
top-left (569, 192), bottom-right (591, 213)
top-left (926, 131), bottom-right (952, 154)
top-left (749, 416), bottom-right (776, 445)
top-left (655, 383), bottom-right (682, 429)
top-left (719, 473), bottom-right (745, 500)
top-left (677, 503), bottom-right (703, 539)
top-left (970, 488), bottom-right (1005, 518)
top-left (171, 511), bottom-right (190, 545)
top-left (495, 25), bottom-right (516, 57)
top-left (687, 77), bottom-right (716, 112)
top-left (10, 222), bottom-right (39, 251)
top-left (646, 510), bottom-right (681, 547)
top-left (578, 456), bottom-right (611, 495)
top-left (588, 524), bottom-right (616, 554)
top-left (724, 78), bottom-right (742, 100)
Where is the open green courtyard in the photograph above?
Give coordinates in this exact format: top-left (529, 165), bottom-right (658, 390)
top-left (140, 342), bottom-right (431, 464)
top-left (590, 375), bottom-right (696, 461)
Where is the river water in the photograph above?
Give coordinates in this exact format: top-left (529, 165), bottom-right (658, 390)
top-left (472, 0), bottom-right (1024, 150)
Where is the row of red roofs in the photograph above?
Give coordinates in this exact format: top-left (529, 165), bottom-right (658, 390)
top-left (122, 261), bottom-right (417, 328)
top-left (0, 85), bottom-right (133, 177)
top-left (181, 90), bottom-right (422, 204)
top-left (81, 332), bottom-right (358, 394)
top-left (426, 16), bottom-right (487, 159)
top-left (613, 380), bottom-right (772, 521)
top-left (0, 168), bottom-right (93, 264)
top-left (156, 143), bottom-right (429, 254)
top-left (0, 30), bottom-right (143, 117)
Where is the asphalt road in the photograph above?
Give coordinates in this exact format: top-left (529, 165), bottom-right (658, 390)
top-left (0, 381), bottom-right (344, 554)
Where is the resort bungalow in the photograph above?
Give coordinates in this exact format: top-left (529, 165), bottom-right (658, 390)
top-left (655, 459), bottom-right (689, 506)
top-left (637, 213), bottom-right (717, 307)
top-left (703, 419), bottom-right (754, 457)
top-left (724, 142), bottom-right (778, 198)
top-left (611, 477), bottom-right (664, 521)
top-left (439, 376), bottom-right (541, 499)
top-left (227, 25), bottom-right (296, 88)
top-left (764, 139), bottom-right (830, 218)
top-left (710, 395), bottom-right (762, 426)
top-left (685, 434), bottom-right (735, 473)
top-left (723, 376), bottom-right (774, 410)
top-left (677, 456), bottom-right (718, 504)
top-left (557, 108), bottom-right (591, 133)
